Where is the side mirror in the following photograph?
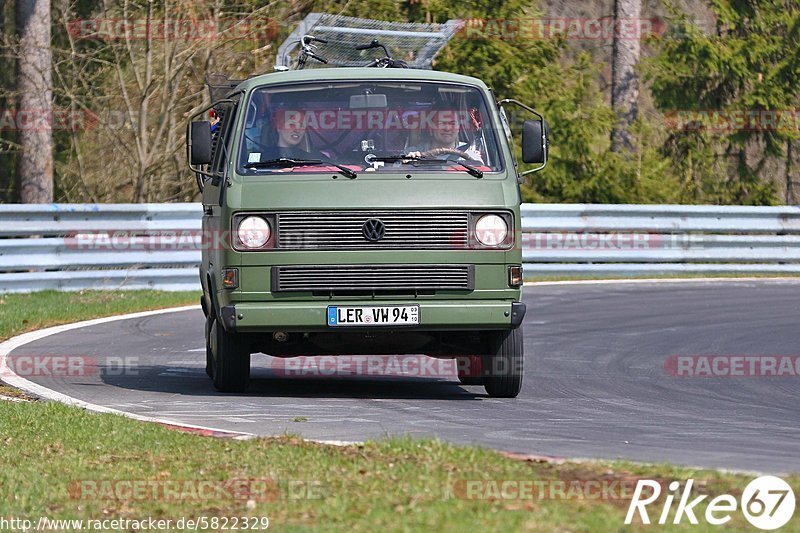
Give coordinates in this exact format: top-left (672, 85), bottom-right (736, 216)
top-left (521, 119), bottom-right (549, 164)
top-left (189, 121), bottom-right (213, 165)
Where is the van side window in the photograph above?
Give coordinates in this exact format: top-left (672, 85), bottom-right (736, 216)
top-left (210, 103), bottom-right (236, 175)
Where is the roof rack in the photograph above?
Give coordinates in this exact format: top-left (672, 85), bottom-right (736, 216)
top-left (204, 73), bottom-right (243, 103)
top-left (275, 13), bottom-right (463, 70)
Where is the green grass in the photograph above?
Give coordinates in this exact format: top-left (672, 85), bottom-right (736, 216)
top-left (1, 290), bottom-right (798, 530)
top-left (0, 290), bottom-right (199, 341)
top-left (0, 383), bottom-right (33, 400)
top-left (1, 401), bottom-right (796, 531)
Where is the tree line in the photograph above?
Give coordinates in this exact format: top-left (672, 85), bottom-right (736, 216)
top-left (1, 0), bottom-right (798, 205)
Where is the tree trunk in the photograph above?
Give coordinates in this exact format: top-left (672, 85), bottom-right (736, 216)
top-left (1, 1), bottom-right (16, 202)
top-left (16, 0), bottom-right (54, 203)
top-left (610, 0), bottom-right (641, 154)
top-left (787, 139), bottom-right (796, 204)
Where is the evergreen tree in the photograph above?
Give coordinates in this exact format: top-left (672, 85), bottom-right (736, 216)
top-left (647, 0), bottom-right (800, 204)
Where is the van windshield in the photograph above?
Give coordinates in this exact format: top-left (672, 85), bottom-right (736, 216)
top-left (237, 81), bottom-right (504, 175)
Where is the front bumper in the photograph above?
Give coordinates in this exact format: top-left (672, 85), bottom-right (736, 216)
top-left (220, 300), bottom-right (526, 332)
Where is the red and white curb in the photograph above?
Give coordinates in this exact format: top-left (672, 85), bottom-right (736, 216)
top-left (0, 394), bottom-right (29, 403)
top-left (0, 306), bottom-right (396, 446)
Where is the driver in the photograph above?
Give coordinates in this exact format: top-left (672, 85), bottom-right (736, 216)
top-left (405, 101), bottom-right (484, 163)
top-left (274, 111), bottom-right (316, 158)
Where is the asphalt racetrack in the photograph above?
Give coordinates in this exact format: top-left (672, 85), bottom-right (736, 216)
top-left (6, 280), bottom-right (799, 473)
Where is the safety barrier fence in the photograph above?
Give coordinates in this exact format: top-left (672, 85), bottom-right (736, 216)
top-left (1, 203), bottom-right (799, 292)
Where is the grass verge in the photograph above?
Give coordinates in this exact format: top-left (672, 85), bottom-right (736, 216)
top-left (0, 290), bottom-right (199, 342)
top-left (1, 290), bottom-right (797, 530)
top-left (1, 401), bottom-right (798, 531)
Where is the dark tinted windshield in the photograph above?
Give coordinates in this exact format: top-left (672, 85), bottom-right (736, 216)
top-left (238, 81), bottom-right (503, 175)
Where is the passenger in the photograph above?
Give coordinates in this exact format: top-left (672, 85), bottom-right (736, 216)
top-left (249, 108), bottom-right (325, 161)
top-left (274, 111), bottom-right (315, 157)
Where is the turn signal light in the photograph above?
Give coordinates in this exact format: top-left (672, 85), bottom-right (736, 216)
top-left (508, 266), bottom-right (523, 287)
top-left (222, 268), bottom-right (239, 289)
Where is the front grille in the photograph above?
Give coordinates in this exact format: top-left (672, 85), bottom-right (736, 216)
top-left (272, 264), bottom-right (474, 292)
top-left (276, 211), bottom-right (469, 249)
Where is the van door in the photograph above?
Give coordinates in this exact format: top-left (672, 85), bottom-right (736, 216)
top-left (202, 101), bottom-right (237, 304)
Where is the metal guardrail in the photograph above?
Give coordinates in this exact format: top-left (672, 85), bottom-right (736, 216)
top-left (0, 204), bottom-right (202, 292)
top-left (1, 203), bottom-right (800, 292)
top-left (520, 204), bottom-right (800, 276)
top-left (520, 204), bottom-right (800, 233)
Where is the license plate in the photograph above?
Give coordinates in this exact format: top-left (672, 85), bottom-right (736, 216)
top-left (327, 305), bottom-right (419, 326)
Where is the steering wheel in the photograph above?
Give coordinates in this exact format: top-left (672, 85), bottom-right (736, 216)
top-left (418, 147), bottom-right (473, 160)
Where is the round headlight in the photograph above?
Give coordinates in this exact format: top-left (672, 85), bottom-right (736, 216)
top-left (237, 216), bottom-right (270, 248)
top-left (475, 214), bottom-right (508, 247)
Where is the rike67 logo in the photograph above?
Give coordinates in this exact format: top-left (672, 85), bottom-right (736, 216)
top-left (625, 476), bottom-right (795, 530)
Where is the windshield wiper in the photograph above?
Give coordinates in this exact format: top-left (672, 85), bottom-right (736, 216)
top-left (413, 158), bottom-right (484, 179)
top-left (368, 154), bottom-right (483, 179)
top-left (244, 158), bottom-right (357, 179)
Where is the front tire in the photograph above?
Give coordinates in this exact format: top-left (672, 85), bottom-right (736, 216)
top-left (207, 314), bottom-right (250, 392)
top-left (483, 327), bottom-right (524, 398)
top-left (205, 314), bottom-right (214, 378)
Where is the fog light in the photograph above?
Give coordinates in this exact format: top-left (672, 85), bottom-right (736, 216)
top-left (222, 268), bottom-right (239, 289)
top-left (508, 265), bottom-right (523, 287)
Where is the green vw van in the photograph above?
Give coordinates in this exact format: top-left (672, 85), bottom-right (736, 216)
top-left (188, 66), bottom-right (548, 398)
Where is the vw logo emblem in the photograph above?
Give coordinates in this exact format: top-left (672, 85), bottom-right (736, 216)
top-left (362, 218), bottom-right (386, 242)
